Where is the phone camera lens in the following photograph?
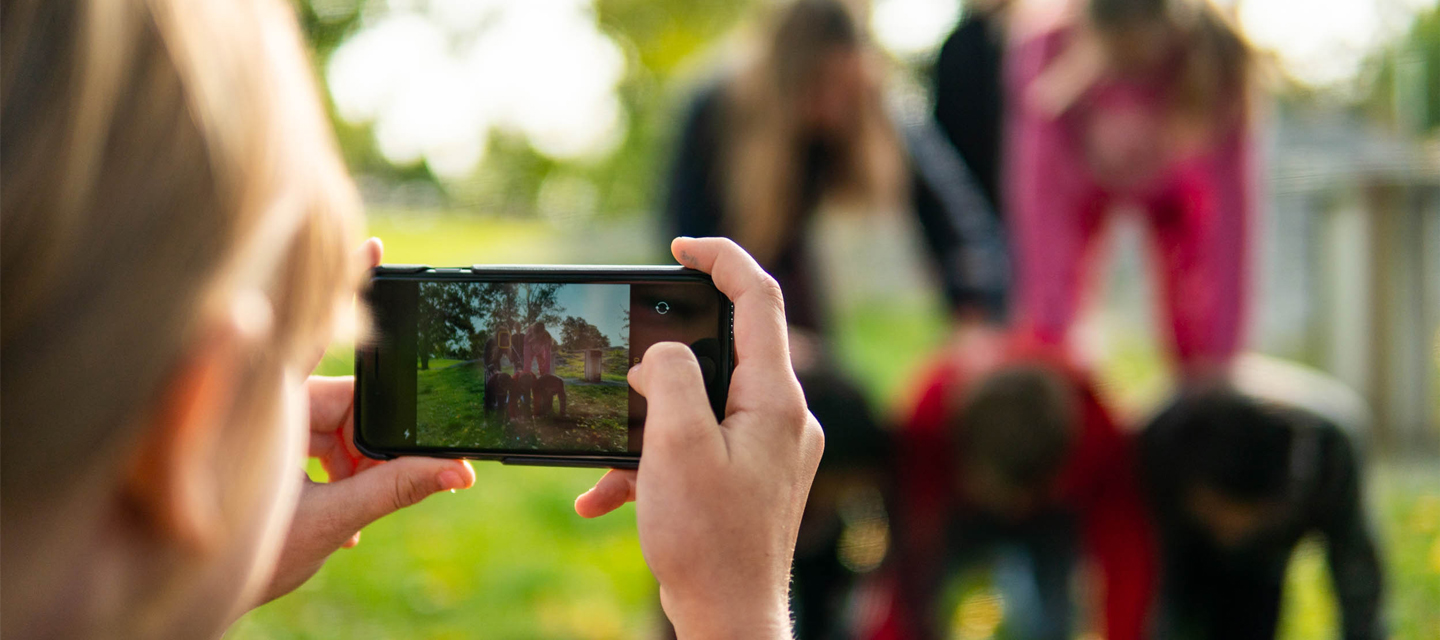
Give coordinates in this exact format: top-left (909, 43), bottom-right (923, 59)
top-left (655, 301), bottom-right (669, 315)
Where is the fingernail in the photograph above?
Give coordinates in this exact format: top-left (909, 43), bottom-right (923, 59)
top-left (438, 470), bottom-right (464, 492)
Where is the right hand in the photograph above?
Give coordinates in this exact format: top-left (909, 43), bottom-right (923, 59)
top-left (574, 237), bottom-right (824, 640)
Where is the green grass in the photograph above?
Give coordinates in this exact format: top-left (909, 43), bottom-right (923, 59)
top-left (831, 298), bottom-right (950, 415)
top-left (365, 211), bottom-right (569, 265)
top-left (416, 363), bottom-right (488, 447)
top-left (415, 358), bottom-right (628, 452)
top-left (227, 461), bottom-right (654, 639)
top-left (229, 215), bottom-right (1440, 640)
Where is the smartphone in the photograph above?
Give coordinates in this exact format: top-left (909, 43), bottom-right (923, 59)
top-left (354, 265), bottom-right (733, 469)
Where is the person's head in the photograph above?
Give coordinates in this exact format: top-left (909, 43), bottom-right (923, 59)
top-left (1152, 391), bottom-right (1294, 547)
top-left (2, 0), bottom-right (361, 636)
top-left (722, 0), bottom-right (904, 265)
top-left (1086, 0), bottom-right (1251, 124)
top-left (1088, 0), bottom-right (1177, 72)
top-left (767, 0), bottom-right (866, 137)
top-left (953, 365), bottom-right (1078, 520)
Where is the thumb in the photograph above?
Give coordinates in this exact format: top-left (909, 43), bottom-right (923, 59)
top-left (300, 457), bottom-right (473, 548)
top-left (634, 342), bottom-right (722, 459)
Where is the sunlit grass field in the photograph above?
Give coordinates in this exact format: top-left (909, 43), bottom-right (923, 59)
top-left (228, 215), bottom-right (1440, 640)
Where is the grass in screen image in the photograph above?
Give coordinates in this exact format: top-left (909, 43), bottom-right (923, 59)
top-left (416, 349), bottom-right (630, 452)
top-left (414, 280), bottom-right (631, 453)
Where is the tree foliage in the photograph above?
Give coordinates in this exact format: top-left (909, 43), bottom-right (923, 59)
top-left (1362, 4), bottom-right (1440, 134)
top-left (415, 282), bottom-right (564, 368)
top-left (417, 282), bottom-right (474, 369)
top-left (519, 284), bottom-right (564, 330)
top-left (292, 0), bottom-right (757, 217)
top-left (560, 316), bottom-right (611, 351)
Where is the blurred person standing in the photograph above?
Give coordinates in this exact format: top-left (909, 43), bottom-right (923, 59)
top-left (1006, 0), bottom-right (1255, 378)
top-left (883, 340), bottom-right (1155, 640)
top-left (665, 0), bottom-right (903, 334)
top-left (932, 0), bottom-right (1018, 222)
top-left (664, 0), bottom-right (1008, 335)
top-left (1138, 390), bottom-right (1384, 640)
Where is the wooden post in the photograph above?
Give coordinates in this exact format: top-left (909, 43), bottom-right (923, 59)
top-left (584, 349), bottom-right (603, 383)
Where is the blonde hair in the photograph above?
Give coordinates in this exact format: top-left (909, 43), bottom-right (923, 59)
top-left (2, 0), bottom-right (359, 634)
top-left (721, 0), bottom-right (905, 265)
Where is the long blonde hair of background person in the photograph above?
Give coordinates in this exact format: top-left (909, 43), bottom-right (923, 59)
top-left (719, 0), bottom-right (905, 265)
top-left (1, 0), bottom-right (361, 636)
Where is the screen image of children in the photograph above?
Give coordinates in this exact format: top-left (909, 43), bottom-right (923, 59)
top-left (414, 282), bottom-right (630, 452)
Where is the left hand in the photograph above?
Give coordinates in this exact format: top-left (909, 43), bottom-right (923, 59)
top-left (259, 238), bottom-right (475, 603)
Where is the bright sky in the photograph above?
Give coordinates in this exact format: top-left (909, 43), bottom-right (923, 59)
top-left (327, 0), bottom-right (626, 178)
top-left (325, 0), bottom-right (1436, 177)
top-left (1233, 0), bottom-right (1437, 86)
top-left (552, 284), bottom-right (628, 346)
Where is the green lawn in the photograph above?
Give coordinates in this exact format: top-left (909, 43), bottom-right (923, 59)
top-left (415, 361), bottom-right (628, 452)
top-left (228, 215), bottom-right (1440, 640)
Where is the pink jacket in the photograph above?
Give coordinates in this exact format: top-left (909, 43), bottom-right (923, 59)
top-left (1005, 28), bottom-right (1251, 372)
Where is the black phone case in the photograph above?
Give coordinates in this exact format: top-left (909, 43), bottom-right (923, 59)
top-left (354, 264), bottom-right (735, 469)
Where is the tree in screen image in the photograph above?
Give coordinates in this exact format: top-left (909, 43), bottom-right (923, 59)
top-left (417, 282), bottom-right (565, 369)
top-left (417, 282), bottom-right (473, 370)
top-left (560, 315), bottom-right (611, 351)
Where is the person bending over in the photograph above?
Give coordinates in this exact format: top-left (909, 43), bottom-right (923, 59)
top-left (1006, 0), bottom-right (1255, 378)
top-left (1138, 391), bottom-right (1383, 640)
top-left (0, 1), bottom-right (823, 637)
top-left (886, 344), bottom-right (1154, 640)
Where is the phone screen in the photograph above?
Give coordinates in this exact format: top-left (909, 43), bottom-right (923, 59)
top-left (357, 272), bottom-right (729, 463)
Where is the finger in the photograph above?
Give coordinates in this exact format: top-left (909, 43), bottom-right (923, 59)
top-left (304, 240), bottom-right (385, 373)
top-left (306, 376), bottom-right (355, 434)
top-left (300, 457), bottom-right (474, 547)
top-left (312, 433), bottom-right (358, 481)
top-left (574, 469), bottom-right (637, 518)
top-left (356, 236), bottom-right (383, 274)
top-left (633, 342), bottom-right (720, 455)
top-left (305, 376), bottom-right (363, 475)
top-left (671, 237), bottom-right (789, 371)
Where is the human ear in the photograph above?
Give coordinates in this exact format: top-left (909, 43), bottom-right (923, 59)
top-left (123, 293), bottom-right (272, 552)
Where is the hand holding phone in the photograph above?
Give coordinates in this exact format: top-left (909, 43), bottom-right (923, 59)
top-left (355, 261), bottom-right (733, 468)
top-left (262, 238), bottom-right (477, 608)
top-left (575, 238), bottom-right (825, 640)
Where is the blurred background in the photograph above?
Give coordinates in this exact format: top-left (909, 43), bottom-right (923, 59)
top-left (228, 0), bottom-right (1440, 638)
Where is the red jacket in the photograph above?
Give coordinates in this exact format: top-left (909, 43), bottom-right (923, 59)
top-left (879, 348), bottom-right (1155, 640)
